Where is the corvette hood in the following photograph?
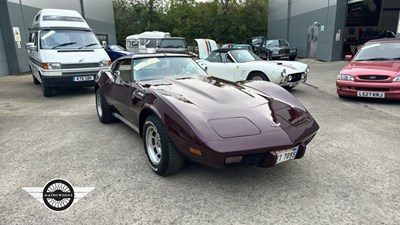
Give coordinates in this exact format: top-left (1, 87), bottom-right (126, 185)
top-left (143, 77), bottom-right (268, 110)
top-left (140, 77), bottom-right (312, 142)
top-left (341, 61), bottom-right (400, 77)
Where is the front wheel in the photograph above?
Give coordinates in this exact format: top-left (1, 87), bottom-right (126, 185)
top-left (143, 115), bottom-right (184, 176)
top-left (247, 72), bottom-right (269, 81)
top-left (41, 80), bottom-right (53, 97)
top-left (289, 56), bottom-right (296, 61)
top-left (32, 74), bottom-right (40, 85)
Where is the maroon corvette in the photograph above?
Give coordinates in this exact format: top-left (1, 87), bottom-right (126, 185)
top-left (95, 54), bottom-right (319, 176)
top-left (337, 38), bottom-right (400, 99)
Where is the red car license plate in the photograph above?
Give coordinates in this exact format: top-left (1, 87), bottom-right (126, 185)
top-left (357, 91), bottom-right (384, 98)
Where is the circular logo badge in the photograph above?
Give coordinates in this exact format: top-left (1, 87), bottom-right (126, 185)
top-left (42, 179), bottom-right (74, 211)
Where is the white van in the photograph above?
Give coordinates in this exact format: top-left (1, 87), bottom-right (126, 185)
top-left (138, 31), bottom-right (170, 53)
top-left (125, 34), bottom-right (139, 53)
top-left (26, 9), bottom-right (111, 97)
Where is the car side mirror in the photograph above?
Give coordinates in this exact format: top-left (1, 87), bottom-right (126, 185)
top-left (105, 71), bottom-right (115, 82)
top-left (114, 70), bottom-right (121, 77)
top-left (26, 42), bottom-right (37, 51)
top-left (345, 55), bottom-right (353, 60)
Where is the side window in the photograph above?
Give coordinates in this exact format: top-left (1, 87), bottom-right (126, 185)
top-left (221, 53), bottom-right (233, 63)
top-left (262, 41), bottom-right (266, 48)
top-left (29, 32), bottom-right (38, 50)
top-left (114, 59), bottom-right (132, 83)
top-left (206, 52), bottom-right (222, 62)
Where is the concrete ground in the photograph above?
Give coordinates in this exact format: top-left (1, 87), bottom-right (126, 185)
top-left (0, 60), bottom-right (399, 224)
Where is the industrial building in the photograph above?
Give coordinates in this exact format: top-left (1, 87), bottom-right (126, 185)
top-left (268, 0), bottom-right (400, 61)
top-left (0, 0), bottom-right (116, 76)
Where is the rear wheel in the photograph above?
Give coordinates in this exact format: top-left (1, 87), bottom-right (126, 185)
top-left (247, 72), bottom-right (269, 81)
top-left (95, 89), bottom-right (115, 123)
top-left (143, 115), bottom-right (184, 176)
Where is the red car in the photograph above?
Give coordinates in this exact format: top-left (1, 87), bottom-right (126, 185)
top-left (337, 39), bottom-right (400, 99)
top-left (95, 54), bottom-right (319, 176)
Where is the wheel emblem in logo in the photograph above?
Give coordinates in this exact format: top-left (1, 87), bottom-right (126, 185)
top-left (42, 179), bottom-right (74, 211)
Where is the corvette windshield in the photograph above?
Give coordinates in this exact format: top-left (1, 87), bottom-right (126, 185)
top-left (229, 50), bottom-right (262, 63)
top-left (354, 42), bottom-right (400, 61)
top-left (133, 57), bottom-right (208, 81)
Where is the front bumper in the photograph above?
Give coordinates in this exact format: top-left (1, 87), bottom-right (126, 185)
top-left (41, 73), bottom-right (97, 88)
top-left (171, 127), bottom-right (318, 169)
top-left (271, 53), bottom-right (297, 59)
top-left (336, 80), bottom-right (400, 99)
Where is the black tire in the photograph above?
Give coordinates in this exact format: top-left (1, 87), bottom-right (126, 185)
top-left (247, 72), bottom-right (269, 81)
top-left (41, 79), bottom-right (53, 97)
top-left (95, 88), bottom-right (115, 123)
top-left (143, 115), bottom-right (184, 176)
top-left (32, 74), bottom-right (40, 85)
top-left (289, 56), bottom-right (296, 61)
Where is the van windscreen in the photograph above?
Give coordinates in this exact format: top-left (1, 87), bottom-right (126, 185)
top-left (40, 29), bottom-right (101, 49)
top-left (42, 16), bottom-right (84, 22)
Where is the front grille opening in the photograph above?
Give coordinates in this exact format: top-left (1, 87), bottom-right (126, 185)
top-left (358, 75), bottom-right (389, 80)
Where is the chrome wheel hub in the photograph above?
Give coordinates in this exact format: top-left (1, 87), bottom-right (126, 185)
top-left (146, 125), bottom-right (162, 165)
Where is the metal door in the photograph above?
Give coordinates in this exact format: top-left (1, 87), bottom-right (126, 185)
top-left (306, 24), bottom-right (319, 58)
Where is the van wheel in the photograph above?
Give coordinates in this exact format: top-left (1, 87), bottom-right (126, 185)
top-left (32, 75), bottom-right (40, 85)
top-left (41, 81), bottom-right (53, 97)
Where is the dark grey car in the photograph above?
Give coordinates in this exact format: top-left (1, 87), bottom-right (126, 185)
top-left (156, 37), bottom-right (187, 54)
top-left (257, 39), bottom-right (297, 61)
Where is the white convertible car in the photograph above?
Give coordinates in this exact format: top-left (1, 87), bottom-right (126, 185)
top-left (196, 47), bottom-right (309, 89)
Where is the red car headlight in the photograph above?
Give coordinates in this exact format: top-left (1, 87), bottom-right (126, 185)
top-left (337, 74), bottom-right (354, 81)
top-left (393, 76), bottom-right (400, 82)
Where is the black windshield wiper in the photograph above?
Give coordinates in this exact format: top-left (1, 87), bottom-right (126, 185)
top-left (52, 42), bottom-right (77, 49)
top-left (79, 43), bottom-right (99, 49)
top-left (356, 57), bottom-right (390, 61)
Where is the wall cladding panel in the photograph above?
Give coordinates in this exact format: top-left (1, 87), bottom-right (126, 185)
top-left (0, 25), bottom-right (10, 76)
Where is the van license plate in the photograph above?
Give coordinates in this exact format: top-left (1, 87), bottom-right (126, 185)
top-left (73, 76), bottom-right (94, 82)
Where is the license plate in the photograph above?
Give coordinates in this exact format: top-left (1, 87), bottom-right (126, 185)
top-left (73, 76), bottom-right (94, 82)
top-left (357, 91), bottom-right (384, 98)
top-left (275, 146), bottom-right (298, 164)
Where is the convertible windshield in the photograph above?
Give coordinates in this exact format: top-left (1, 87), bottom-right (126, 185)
top-left (354, 42), bottom-right (400, 61)
top-left (133, 57), bottom-right (208, 81)
top-left (40, 29), bottom-right (101, 49)
top-left (229, 50), bottom-right (262, 63)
